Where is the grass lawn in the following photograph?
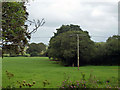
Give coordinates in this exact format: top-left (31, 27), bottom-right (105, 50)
top-left (2, 57), bottom-right (118, 88)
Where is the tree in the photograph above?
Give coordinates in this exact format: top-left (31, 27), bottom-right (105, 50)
top-left (48, 25), bottom-right (94, 66)
top-left (2, 2), bottom-right (29, 56)
top-left (92, 42), bottom-right (106, 65)
top-left (26, 43), bottom-right (46, 56)
top-left (2, 2), bottom-right (45, 56)
top-left (54, 24), bottom-right (82, 36)
top-left (105, 35), bottom-right (120, 65)
top-left (93, 35), bottom-right (120, 65)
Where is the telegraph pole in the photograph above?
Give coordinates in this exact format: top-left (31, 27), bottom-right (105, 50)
top-left (77, 34), bottom-right (79, 70)
top-left (70, 34), bottom-right (86, 70)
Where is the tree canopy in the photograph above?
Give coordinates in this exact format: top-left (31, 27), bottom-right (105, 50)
top-left (48, 24), bottom-right (120, 66)
top-left (48, 24), bottom-right (95, 66)
top-left (92, 35), bottom-right (120, 65)
top-left (2, 2), bottom-right (30, 55)
top-left (2, 2), bottom-right (45, 56)
top-left (26, 43), bottom-right (46, 56)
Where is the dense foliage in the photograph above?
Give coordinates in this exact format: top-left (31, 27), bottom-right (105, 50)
top-left (48, 24), bottom-right (119, 66)
top-left (2, 2), bottom-right (30, 55)
top-left (2, 2), bottom-right (119, 65)
top-left (92, 35), bottom-right (120, 65)
top-left (26, 43), bottom-right (46, 56)
top-left (48, 24), bottom-right (95, 66)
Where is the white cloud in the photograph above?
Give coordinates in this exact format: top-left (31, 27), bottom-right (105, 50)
top-left (91, 9), bottom-right (104, 17)
top-left (26, 0), bottom-right (118, 44)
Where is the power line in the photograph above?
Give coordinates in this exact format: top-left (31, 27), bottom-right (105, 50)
top-left (91, 35), bottom-right (109, 38)
top-left (31, 35), bottom-right (110, 39)
top-left (32, 37), bottom-right (51, 38)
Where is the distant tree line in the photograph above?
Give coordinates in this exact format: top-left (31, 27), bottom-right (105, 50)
top-left (26, 43), bottom-right (47, 57)
top-left (3, 42), bottom-right (47, 57)
top-left (48, 24), bottom-right (120, 66)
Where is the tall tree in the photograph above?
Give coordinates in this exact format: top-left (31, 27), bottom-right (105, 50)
top-left (2, 2), bottom-right (30, 55)
top-left (48, 25), bottom-right (94, 66)
top-left (54, 24), bottom-right (82, 36)
top-left (26, 43), bottom-right (46, 56)
top-left (2, 2), bottom-right (45, 56)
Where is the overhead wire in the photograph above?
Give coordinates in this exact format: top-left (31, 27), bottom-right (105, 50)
top-left (31, 35), bottom-right (110, 39)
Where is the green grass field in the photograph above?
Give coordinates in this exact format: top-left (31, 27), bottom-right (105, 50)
top-left (2, 57), bottom-right (118, 88)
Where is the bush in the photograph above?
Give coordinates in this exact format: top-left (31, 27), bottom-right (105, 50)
top-left (30, 52), bottom-right (39, 57)
top-left (59, 72), bottom-right (119, 88)
top-left (17, 54), bottom-right (30, 57)
top-left (3, 54), bottom-right (10, 57)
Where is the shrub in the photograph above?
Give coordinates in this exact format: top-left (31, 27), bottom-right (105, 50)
top-left (59, 72), bottom-right (119, 88)
top-left (3, 54), bottom-right (9, 57)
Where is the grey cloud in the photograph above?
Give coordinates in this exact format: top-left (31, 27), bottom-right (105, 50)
top-left (26, 0), bottom-right (118, 44)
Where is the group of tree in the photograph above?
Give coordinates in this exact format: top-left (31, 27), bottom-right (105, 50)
top-left (92, 35), bottom-right (120, 65)
top-left (48, 24), bottom-right (120, 66)
top-left (26, 43), bottom-right (47, 57)
top-left (1, 2), bottom-right (119, 66)
top-left (48, 24), bottom-right (95, 66)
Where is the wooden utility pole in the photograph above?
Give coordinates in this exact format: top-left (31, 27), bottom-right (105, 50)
top-left (77, 34), bottom-right (79, 70)
top-left (70, 34), bottom-right (86, 70)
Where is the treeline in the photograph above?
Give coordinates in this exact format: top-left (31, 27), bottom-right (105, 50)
top-left (2, 2), bottom-right (119, 66)
top-left (2, 24), bottom-right (119, 66)
top-left (3, 43), bottom-right (47, 57)
top-left (92, 36), bottom-right (120, 65)
top-left (48, 24), bottom-right (120, 66)
top-left (26, 43), bottom-right (47, 57)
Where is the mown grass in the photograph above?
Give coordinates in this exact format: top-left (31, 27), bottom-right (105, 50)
top-left (2, 57), bottom-right (118, 88)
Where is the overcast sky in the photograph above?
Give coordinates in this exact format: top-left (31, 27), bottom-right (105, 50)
top-left (26, 0), bottom-right (118, 45)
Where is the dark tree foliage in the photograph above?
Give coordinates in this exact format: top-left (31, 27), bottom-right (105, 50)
top-left (2, 2), bottom-right (30, 55)
top-left (2, 2), bottom-right (45, 56)
top-left (92, 35), bottom-right (120, 65)
top-left (48, 24), bottom-right (119, 66)
top-left (54, 24), bottom-right (82, 36)
top-left (91, 42), bottom-right (106, 65)
top-left (48, 24), bottom-right (95, 66)
top-left (104, 35), bottom-right (120, 65)
top-left (26, 43), bottom-right (46, 57)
